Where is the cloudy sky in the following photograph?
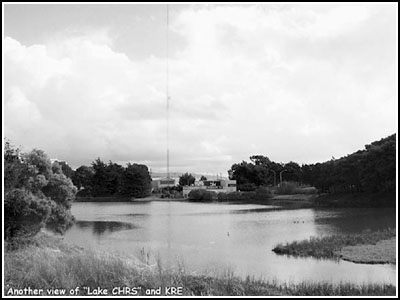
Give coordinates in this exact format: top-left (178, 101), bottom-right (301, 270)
top-left (3, 3), bottom-right (398, 175)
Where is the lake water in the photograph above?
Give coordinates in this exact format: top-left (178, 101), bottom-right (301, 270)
top-left (64, 201), bottom-right (397, 285)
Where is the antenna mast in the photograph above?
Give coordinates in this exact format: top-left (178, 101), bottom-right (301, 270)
top-left (166, 4), bottom-right (170, 180)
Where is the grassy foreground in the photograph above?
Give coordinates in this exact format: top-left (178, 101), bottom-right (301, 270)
top-left (272, 228), bottom-right (396, 264)
top-left (4, 233), bottom-right (396, 296)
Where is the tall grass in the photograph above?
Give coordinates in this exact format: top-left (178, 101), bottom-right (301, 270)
top-left (4, 233), bottom-right (396, 296)
top-left (272, 228), bottom-right (396, 260)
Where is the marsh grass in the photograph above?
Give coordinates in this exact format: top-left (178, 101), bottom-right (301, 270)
top-left (340, 238), bottom-right (396, 264)
top-left (4, 233), bottom-right (396, 296)
top-left (272, 228), bottom-right (396, 262)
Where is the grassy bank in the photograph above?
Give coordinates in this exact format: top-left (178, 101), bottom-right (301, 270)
top-left (4, 233), bottom-right (396, 296)
top-left (272, 228), bottom-right (396, 264)
top-left (340, 238), bottom-right (396, 264)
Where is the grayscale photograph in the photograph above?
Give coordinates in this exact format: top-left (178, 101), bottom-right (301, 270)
top-left (3, 2), bottom-right (398, 297)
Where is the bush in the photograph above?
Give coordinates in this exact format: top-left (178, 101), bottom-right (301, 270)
top-left (275, 181), bottom-right (298, 195)
top-left (4, 189), bottom-right (51, 239)
top-left (217, 187), bottom-right (272, 202)
top-left (218, 191), bottom-right (249, 201)
top-left (238, 183), bottom-right (257, 192)
top-left (254, 187), bottom-right (272, 200)
top-left (45, 202), bottom-right (75, 234)
top-left (4, 142), bottom-right (77, 240)
top-left (188, 189), bottom-right (217, 202)
top-left (42, 173), bottom-right (77, 209)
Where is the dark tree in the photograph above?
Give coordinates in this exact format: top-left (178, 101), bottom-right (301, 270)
top-left (105, 162), bottom-right (125, 195)
top-left (91, 159), bottom-right (124, 196)
top-left (299, 134), bottom-right (396, 200)
top-left (72, 165), bottom-right (95, 195)
top-left (250, 155), bottom-right (271, 166)
top-left (227, 134), bottom-right (395, 206)
top-left (118, 163), bottom-right (152, 198)
top-left (228, 159), bottom-right (272, 190)
top-left (283, 161), bottom-right (302, 182)
top-left (91, 158), bottom-right (108, 196)
top-left (179, 173), bottom-right (195, 186)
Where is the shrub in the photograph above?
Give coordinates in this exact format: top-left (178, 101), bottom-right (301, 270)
top-left (4, 189), bottom-right (51, 239)
top-left (218, 191), bottom-right (249, 201)
top-left (254, 187), bottom-right (272, 200)
top-left (217, 188), bottom-right (272, 202)
top-left (275, 181), bottom-right (298, 195)
top-left (238, 183), bottom-right (257, 192)
top-left (188, 189), bottom-right (217, 202)
top-left (296, 186), bottom-right (317, 195)
top-left (4, 141), bottom-right (77, 240)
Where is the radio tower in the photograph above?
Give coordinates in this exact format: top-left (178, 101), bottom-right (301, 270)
top-left (166, 4), bottom-right (170, 181)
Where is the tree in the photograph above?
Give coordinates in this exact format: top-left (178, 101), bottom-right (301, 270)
top-left (4, 141), bottom-right (34, 191)
top-left (228, 159), bottom-right (272, 190)
top-left (299, 134), bottom-right (396, 200)
top-left (76, 159), bottom-right (153, 199)
top-left (4, 189), bottom-right (51, 238)
top-left (200, 175), bottom-right (207, 181)
top-left (283, 161), bottom-right (301, 182)
top-left (118, 163), bottom-right (152, 198)
top-left (250, 155), bottom-right (271, 166)
top-left (72, 165), bottom-right (95, 195)
top-left (4, 142), bottom-right (77, 239)
top-left (24, 149), bottom-right (52, 179)
top-left (57, 161), bottom-right (74, 178)
top-left (42, 173), bottom-right (77, 209)
top-left (106, 162), bottom-right (125, 195)
top-left (90, 159), bottom-right (125, 196)
top-left (179, 173), bottom-right (195, 186)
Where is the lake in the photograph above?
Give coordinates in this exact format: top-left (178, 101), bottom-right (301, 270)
top-left (64, 201), bottom-right (396, 285)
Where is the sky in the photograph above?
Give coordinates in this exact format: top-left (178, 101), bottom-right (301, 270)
top-left (3, 3), bottom-right (398, 175)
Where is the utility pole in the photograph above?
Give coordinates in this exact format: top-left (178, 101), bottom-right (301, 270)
top-left (166, 4), bottom-right (170, 181)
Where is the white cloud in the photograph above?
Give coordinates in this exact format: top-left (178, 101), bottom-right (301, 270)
top-left (5, 86), bottom-right (42, 125)
top-left (3, 4), bottom-right (397, 174)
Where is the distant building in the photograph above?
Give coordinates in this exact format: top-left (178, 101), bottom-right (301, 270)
top-left (151, 177), bottom-right (176, 190)
top-left (50, 158), bottom-right (68, 165)
top-left (182, 179), bottom-right (237, 198)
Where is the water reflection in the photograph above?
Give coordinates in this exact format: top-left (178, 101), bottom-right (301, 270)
top-left (176, 207), bottom-right (279, 217)
top-left (314, 207), bottom-right (396, 235)
top-left (64, 202), bottom-right (396, 285)
top-left (75, 220), bottom-right (137, 235)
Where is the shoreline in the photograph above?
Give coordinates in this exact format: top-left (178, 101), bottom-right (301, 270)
top-left (74, 191), bottom-right (396, 209)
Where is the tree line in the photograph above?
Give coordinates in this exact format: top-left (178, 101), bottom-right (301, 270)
top-left (229, 134), bottom-right (396, 198)
top-left (72, 158), bottom-right (152, 198)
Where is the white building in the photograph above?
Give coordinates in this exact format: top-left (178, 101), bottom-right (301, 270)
top-left (182, 179), bottom-right (237, 198)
